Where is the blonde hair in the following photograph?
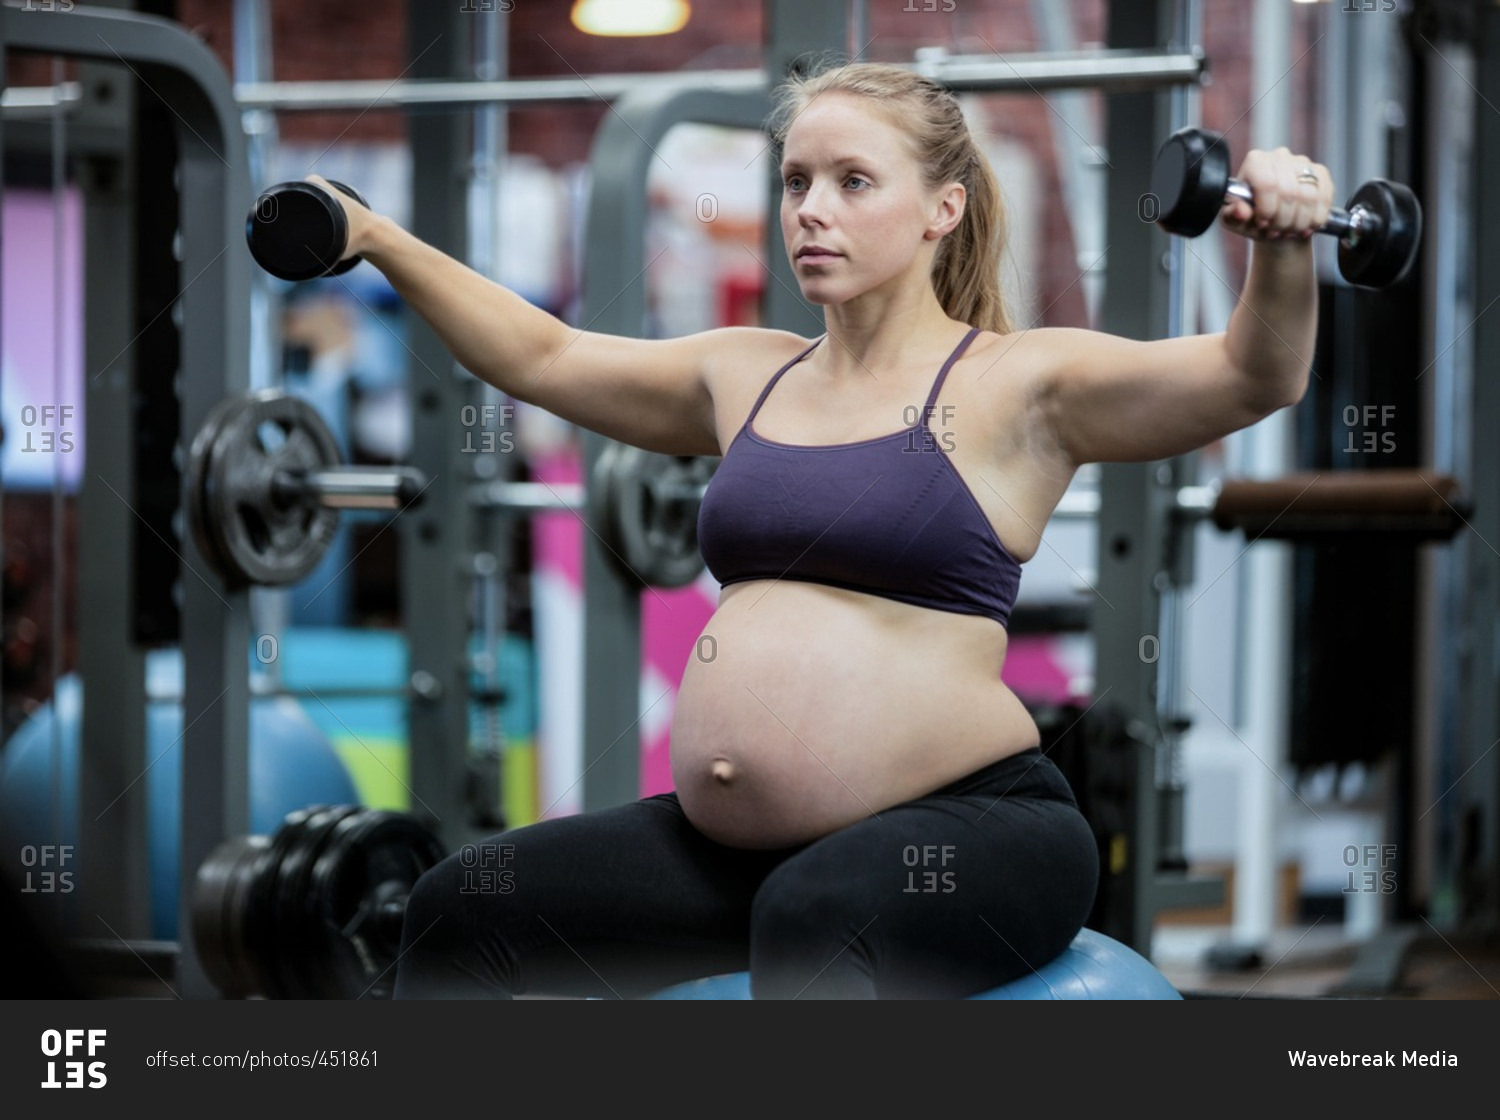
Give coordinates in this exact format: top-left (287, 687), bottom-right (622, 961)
top-left (768, 60), bottom-right (1013, 335)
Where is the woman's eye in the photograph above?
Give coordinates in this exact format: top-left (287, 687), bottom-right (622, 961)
top-left (845, 176), bottom-right (869, 189)
top-left (785, 176), bottom-right (806, 191)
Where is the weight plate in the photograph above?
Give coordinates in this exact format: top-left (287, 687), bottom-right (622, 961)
top-left (188, 391), bottom-right (342, 587)
top-left (591, 444), bottom-right (714, 589)
top-left (242, 805), bottom-right (328, 999)
top-left (1338, 178), bottom-right (1422, 289)
top-left (307, 811), bottom-right (447, 999)
top-left (1151, 127), bottom-right (1230, 238)
top-left (246, 179), bottom-right (367, 282)
top-left (191, 833), bottom-right (269, 998)
top-left (186, 394), bottom-right (252, 581)
top-left (269, 804), bottom-right (363, 999)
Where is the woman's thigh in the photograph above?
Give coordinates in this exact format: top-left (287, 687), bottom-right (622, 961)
top-left (749, 748), bottom-right (1100, 999)
top-left (395, 793), bottom-right (798, 999)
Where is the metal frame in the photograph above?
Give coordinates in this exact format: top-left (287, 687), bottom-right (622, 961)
top-left (576, 83), bottom-right (775, 810)
top-left (223, 50), bottom-right (1203, 112)
top-left (1421, 6), bottom-right (1490, 924)
top-left (5, 52), bottom-right (1205, 116)
top-left (396, 0), bottom-right (480, 850)
top-left (1, 2), bottom-right (252, 999)
top-left (1091, 0), bottom-right (1221, 953)
top-left (1464, 2), bottom-right (1500, 926)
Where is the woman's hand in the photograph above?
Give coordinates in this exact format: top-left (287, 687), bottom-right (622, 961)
top-left (304, 174), bottom-right (380, 262)
top-left (1219, 146), bottom-right (1335, 243)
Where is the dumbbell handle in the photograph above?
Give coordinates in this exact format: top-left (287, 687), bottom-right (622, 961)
top-left (272, 466), bottom-right (428, 511)
top-left (1222, 179), bottom-right (1376, 246)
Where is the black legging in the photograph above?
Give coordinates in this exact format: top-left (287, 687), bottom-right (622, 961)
top-left (392, 746), bottom-right (1099, 999)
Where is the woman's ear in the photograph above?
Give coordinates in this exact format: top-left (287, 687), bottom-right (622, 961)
top-left (924, 182), bottom-right (966, 241)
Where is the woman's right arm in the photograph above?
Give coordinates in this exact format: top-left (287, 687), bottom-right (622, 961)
top-left (316, 176), bottom-right (764, 457)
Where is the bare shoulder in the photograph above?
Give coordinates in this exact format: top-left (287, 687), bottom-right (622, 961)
top-left (948, 326), bottom-right (1076, 416)
top-left (700, 326), bottom-right (816, 412)
top-left (957, 326), bottom-right (1086, 383)
top-left (700, 326), bottom-right (816, 386)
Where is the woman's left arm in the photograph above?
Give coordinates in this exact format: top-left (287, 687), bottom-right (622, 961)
top-left (1032, 145), bottom-right (1333, 468)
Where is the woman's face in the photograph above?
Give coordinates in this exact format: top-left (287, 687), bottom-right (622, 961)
top-left (779, 93), bottom-right (957, 308)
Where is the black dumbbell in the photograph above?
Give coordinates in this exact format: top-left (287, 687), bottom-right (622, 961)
top-left (1150, 127), bottom-right (1422, 289)
top-left (246, 179), bottom-right (367, 282)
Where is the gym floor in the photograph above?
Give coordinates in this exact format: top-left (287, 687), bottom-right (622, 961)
top-left (1155, 925), bottom-right (1500, 999)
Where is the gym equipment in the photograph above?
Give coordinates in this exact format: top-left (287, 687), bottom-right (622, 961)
top-left (246, 179), bottom-right (368, 282)
top-left (1211, 470), bottom-right (1467, 542)
top-left (588, 443), bottom-right (717, 588)
top-left (1053, 469), bottom-right (1467, 543)
top-left (0, 665), bottom-right (357, 939)
top-left (185, 388), bottom-right (719, 590)
top-left (1150, 126), bottom-right (1423, 288)
top-left (648, 928), bottom-right (1181, 999)
top-left (193, 806), bottom-right (446, 999)
top-left (187, 391), bottom-right (427, 587)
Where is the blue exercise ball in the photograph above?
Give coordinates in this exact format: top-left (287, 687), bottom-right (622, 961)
top-left (0, 666), bottom-right (358, 939)
top-left (649, 928), bottom-right (1181, 1000)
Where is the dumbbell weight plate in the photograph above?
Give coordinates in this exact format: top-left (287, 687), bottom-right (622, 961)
top-left (1150, 127), bottom-right (1232, 238)
top-left (191, 832), bottom-right (270, 998)
top-left (186, 394), bottom-right (253, 583)
top-left (590, 443), bottom-right (715, 589)
top-left (189, 391), bottom-right (343, 587)
top-left (307, 811), bottom-right (447, 999)
top-left (241, 805), bottom-right (329, 998)
top-left (1338, 178), bottom-right (1422, 289)
top-left (246, 179), bottom-right (367, 282)
top-left (269, 804), bottom-right (364, 999)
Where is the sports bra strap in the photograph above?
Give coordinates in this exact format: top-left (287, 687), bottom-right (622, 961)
top-left (922, 326), bottom-right (983, 416)
top-left (745, 336), bottom-right (824, 424)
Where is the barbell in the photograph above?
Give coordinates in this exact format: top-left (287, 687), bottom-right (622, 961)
top-left (187, 391), bottom-right (428, 587)
top-left (187, 390), bottom-right (716, 589)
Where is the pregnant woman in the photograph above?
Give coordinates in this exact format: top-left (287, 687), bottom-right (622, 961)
top-left (310, 60), bottom-right (1324, 998)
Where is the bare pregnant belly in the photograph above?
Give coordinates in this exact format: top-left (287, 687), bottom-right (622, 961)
top-left (669, 581), bottom-right (1042, 849)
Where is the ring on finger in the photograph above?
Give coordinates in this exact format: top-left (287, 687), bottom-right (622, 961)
top-left (1296, 166), bottom-right (1319, 185)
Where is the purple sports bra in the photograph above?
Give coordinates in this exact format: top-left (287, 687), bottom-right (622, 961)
top-left (696, 326), bottom-right (1024, 627)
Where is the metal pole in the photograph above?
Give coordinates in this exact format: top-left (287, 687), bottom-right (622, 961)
top-left (1227, 0), bottom-right (1296, 960)
top-left (224, 49), bottom-right (1203, 112)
